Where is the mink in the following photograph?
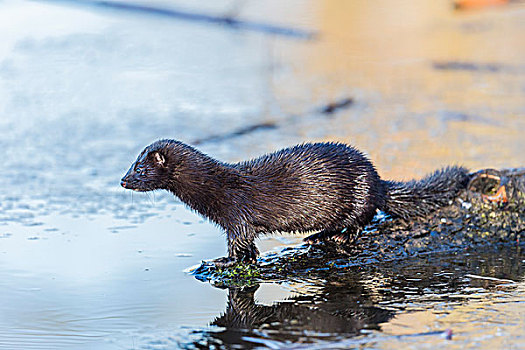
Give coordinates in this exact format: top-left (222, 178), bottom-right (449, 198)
top-left (121, 140), bottom-right (470, 266)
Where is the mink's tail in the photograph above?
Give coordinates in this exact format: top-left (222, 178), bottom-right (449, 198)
top-left (381, 166), bottom-right (471, 220)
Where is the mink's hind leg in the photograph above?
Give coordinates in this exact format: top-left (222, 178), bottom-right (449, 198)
top-left (304, 227), bottom-right (360, 245)
top-left (303, 229), bottom-right (335, 244)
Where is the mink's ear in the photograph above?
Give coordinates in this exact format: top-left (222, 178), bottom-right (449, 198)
top-left (152, 152), bottom-right (165, 167)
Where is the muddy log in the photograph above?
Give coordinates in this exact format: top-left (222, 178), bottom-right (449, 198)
top-left (192, 168), bottom-right (525, 285)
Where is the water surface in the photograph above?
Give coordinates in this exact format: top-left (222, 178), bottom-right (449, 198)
top-left (0, 1), bottom-right (523, 349)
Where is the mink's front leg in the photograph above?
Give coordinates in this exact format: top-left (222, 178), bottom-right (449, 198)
top-left (212, 228), bottom-right (259, 268)
top-left (229, 228), bottom-right (259, 263)
top-left (213, 229), bottom-right (259, 267)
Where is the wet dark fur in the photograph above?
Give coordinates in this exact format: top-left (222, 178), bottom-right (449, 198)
top-left (121, 140), bottom-right (469, 265)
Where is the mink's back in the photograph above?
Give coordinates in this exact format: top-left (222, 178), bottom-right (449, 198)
top-left (230, 143), bottom-right (385, 234)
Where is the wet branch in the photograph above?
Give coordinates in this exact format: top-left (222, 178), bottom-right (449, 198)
top-left (37, 0), bottom-right (317, 39)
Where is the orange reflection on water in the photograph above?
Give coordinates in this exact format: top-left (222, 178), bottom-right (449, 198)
top-left (272, 0), bottom-right (525, 179)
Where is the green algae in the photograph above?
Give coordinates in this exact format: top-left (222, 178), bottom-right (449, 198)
top-left (192, 261), bottom-right (261, 288)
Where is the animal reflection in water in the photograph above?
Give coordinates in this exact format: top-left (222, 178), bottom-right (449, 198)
top-left (187, 276), bottom-right (394, 347)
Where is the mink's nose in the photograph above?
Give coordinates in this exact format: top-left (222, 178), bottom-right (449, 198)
top-left (121, 180), bottom-right (128, 188)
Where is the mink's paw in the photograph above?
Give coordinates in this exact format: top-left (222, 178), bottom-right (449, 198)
top-left (304, 229), bottom-right (357, 245)
top-left (210, 256), bottom-right (238, 268)
top-left (303, 231), bottom-right (327, 245)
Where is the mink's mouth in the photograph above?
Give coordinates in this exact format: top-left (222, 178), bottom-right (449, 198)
top-left (121, 180), bottom-right (149, 192)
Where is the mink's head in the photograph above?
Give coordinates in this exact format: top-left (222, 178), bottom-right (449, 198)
top-left (121, 140), bottom-right (177, 192)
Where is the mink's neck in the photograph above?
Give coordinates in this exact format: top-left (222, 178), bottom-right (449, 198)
top-left (165, 147), bottom-right (243, 223)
